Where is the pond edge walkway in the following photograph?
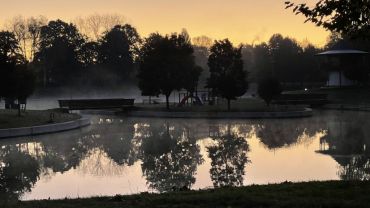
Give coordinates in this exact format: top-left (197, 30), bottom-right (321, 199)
top-left (0, 117), bottom-right (91, 138)
top-left (122, 108), bottom-right (313, 119)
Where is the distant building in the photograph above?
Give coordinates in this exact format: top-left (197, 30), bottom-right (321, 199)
top-left (316, 50), bottom-right (368, 87)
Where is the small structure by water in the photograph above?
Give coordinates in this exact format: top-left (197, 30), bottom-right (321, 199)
top-left (316, 49), bottom-right (368, 87)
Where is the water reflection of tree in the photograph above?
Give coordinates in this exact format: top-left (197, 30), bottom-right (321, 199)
top-left (140, 123), bottom-right (203, 192)
top-left (256, 121), bottom-right (305, 149)
top-left (96, 124), bottom-right (136, 166)
top-left (338, 155), bottom-right (370, 181)
top-left (0, 145), bottom-right (40, 201)
top-left (207, 126), bottom-right (249, 188)
top-left (40, 135), bottom-right (92, 173)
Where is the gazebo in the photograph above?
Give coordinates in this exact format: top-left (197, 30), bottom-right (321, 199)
top-left (316, 49), bottom-right (368, 87)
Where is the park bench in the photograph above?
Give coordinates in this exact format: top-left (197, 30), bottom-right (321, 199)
top-left (58, 98), bottom-right (135, 110)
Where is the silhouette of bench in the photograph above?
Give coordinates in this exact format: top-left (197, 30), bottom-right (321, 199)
top-left (272, 94), bottom-right (328, 106)
top-left (58, 99), bottom-right (135, 110)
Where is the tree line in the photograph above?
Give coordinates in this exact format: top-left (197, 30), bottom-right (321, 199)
top-left (2, 8), bottom-right (369, 111)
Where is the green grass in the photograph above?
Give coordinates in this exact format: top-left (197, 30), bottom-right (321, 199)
top-left (5, 181), bottom-right (370, 208)
top-left (0, 109), bottom-right (81, 129)
top-left (133, 98), bottom-right (306, 113)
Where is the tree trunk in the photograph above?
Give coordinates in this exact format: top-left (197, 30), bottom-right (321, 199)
top-left (166, 94), bottom-right (170, 110)
top-left (18, 103), bottom-right (21, 117)
top-left (227, 99), bottom-right (231, 111)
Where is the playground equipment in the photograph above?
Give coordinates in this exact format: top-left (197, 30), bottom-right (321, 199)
top-left (178, 95), bottom-right (203, 107)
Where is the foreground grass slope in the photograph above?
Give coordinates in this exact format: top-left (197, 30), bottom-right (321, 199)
top-left (7, 181), bottom-right (370, 208)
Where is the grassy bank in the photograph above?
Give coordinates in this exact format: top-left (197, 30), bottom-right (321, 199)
top-left (0, 109), bottom-right (80, 129)
top-left (8, 181), bottom-right (370, 208)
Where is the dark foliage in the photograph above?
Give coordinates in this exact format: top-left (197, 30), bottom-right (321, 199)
top-left (98, 25), bottom-right (141, 80)
top-left (34, 20), bottom-right (85, 86)
top-left (137, 33), bottom-right (198, 109)
top-left (257, 77), bottom-right (282, 106)
top-left (285, 0), bottom-right (370, 39)
top-left (207, 39), bottom-right (248, 111)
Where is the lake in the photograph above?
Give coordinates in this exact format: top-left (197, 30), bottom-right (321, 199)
top-left (0, 110), bottom-right (369, 200)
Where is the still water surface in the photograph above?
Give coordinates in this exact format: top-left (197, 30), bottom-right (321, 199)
top-left (1, 110), bottom-right (369, 200)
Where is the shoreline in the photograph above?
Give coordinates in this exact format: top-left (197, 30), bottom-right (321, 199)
top-left (123, 108), bottom-right (313, 119)
top-left (0, 117), bottom-right (90, 138)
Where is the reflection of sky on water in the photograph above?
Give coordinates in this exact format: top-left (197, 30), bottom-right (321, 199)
top-left (1, 110), bottom-right (369, 200)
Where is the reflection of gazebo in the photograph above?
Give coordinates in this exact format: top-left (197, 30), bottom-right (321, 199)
top-left (316, 50), bottom-right (368, 87)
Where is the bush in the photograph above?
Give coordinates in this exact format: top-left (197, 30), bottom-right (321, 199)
top-left (257, 77), bottom-right (282, 106)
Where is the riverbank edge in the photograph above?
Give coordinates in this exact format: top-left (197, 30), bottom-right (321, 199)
top-left (13, 181), bottom-right (370, 208)
top-left (121, 108), bottom-right (313, 119)
top-left (322, 103), bottom-right (370, 112)
top-left (0, 117), bottom-right (91, 138)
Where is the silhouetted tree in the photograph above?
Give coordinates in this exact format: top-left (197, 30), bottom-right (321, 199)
top-left (138, 33), bottom-right (196, 109)
top-left (78, 41), bottom-right (99, 68)
top-left (0, 31), bottom-right (19, 100)
top-left (0, 31), bottom-right (33, 113)
top-left (285, 0), bottom-right (370, 39)
top-left (13, 66), bottom-right (36, 115)
top-left (300, 44), bottom-right (326, 84)
top-left (254, 43), bottom-right (273, 81)
top-left (268, 34), bottom-right (303, 83)
top-left (257, 77), bottom-right (282, 106)
top-left (98, 24), bottom-right (141, 80)
top-left (35, 19), bottom-right (85, 86)
top-left (6, 16), bottom-right (48, 61)
top-left (207, 39), bottom-right (248, 111)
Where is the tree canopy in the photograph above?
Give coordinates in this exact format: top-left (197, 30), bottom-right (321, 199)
top-left (98, 24), bottom-right (141, 79)
top-left (35, 19), bottom-right (85, 86)
top-left (0, 31), bottom-right (34, 114)
top-left (207, 39), bottom-right (248, 111)
top-left (137, 33), bottom-right (198, 109)
top-left (285, 0), bottom-right (370, 39)
top-left (257, 77), bottom-right (282, 106)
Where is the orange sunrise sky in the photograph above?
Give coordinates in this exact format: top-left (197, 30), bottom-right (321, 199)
top-left (0, 0), bottom-right (329, 47)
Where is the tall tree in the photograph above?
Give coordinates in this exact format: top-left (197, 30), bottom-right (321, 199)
top-left (207, 39), bottom-right (248, 111)
top-left (285, 0), bottom-right (370, 39)
top-left (0, 31), bottom-right (25, 99)
top-left (268, 34), bottom-right (303, 83)
top-left (35, 20), bottom-right (85, 86)
top-left (138, 33), bottom-right (197, 109)
top-left (98, 24), bottom-right (141, 80)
